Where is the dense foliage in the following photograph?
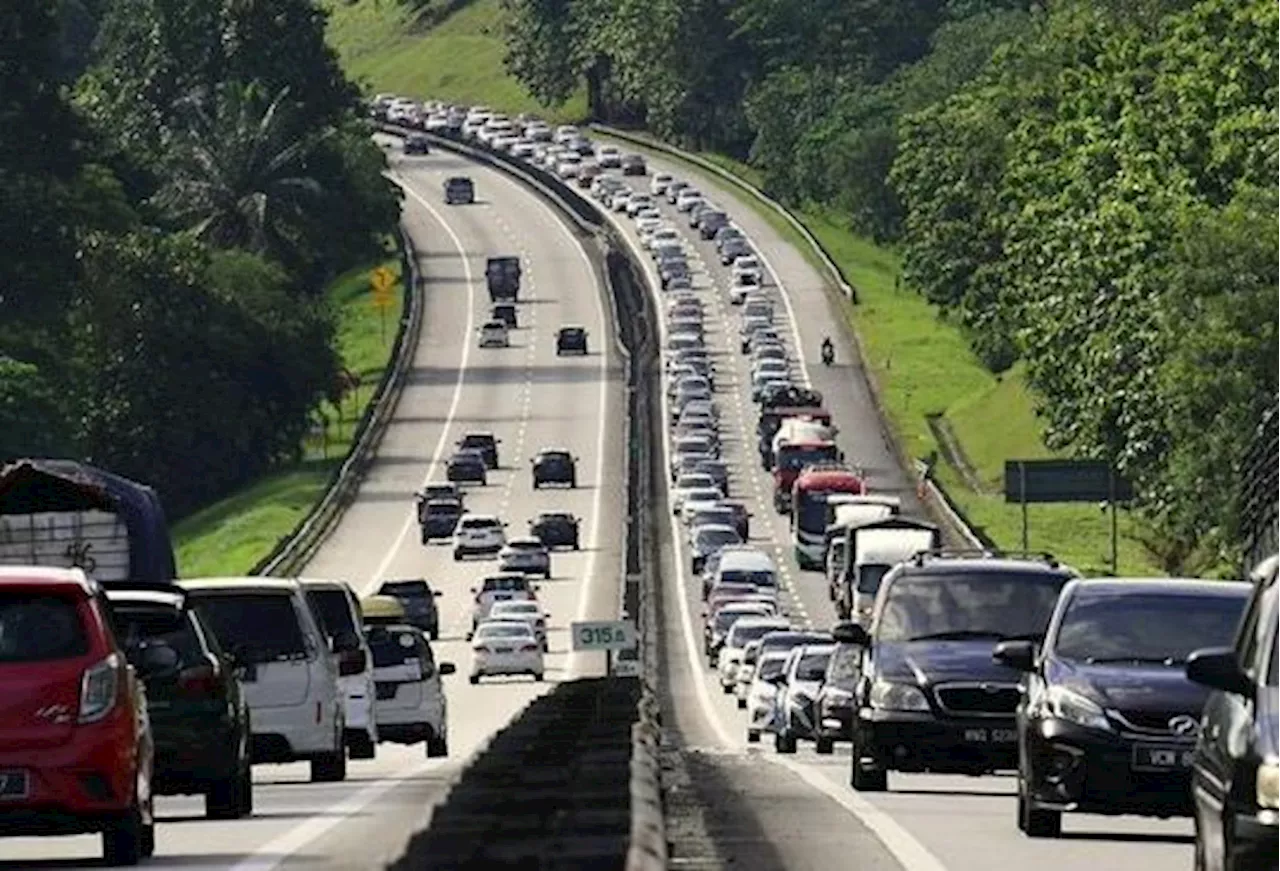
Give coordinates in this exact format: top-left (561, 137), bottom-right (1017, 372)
top-left (504, 0), bottom-right (1277, 568)
top-left (0, 0), bottom-right (399, 517)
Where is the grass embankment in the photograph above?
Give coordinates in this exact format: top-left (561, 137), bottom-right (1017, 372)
top-left (606, 134), bottom-right (1161, 576)
top-left (172, 257), bottom-right (406, 576)
top-left (323, 0), bottom-right (587, 123)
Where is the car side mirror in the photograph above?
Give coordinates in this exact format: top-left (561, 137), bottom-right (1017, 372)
top-left (433, 591), bottom-right (443, 597)
top-left (438, 662), bottom-right (457, 676)
top-left (1186, 647), bottom-right (1254, 698)
top-left (992, 640), bottom-right (1036, 673)
top-left (832, 621), bottom-right (870, 647)
top-left (469, 587), bottom-right (477, 593)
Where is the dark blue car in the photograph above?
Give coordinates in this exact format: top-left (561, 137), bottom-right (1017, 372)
top-left (837, 552), bottom-right (1078, 791)
top-left (995, 577), bottom-right (1251, 837)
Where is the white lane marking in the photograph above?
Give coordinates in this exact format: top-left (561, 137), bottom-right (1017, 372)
top-left (366, 177), bottom-right (477, 586)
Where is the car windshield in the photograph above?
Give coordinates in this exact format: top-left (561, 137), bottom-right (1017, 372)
top-left (876, 572), bottom-right (1069, 644)
top-left (537, 513), bottom-right (573, 523)
top-left (1053, 590), bottom-right (1248, 663)
top-left (778, 446), bottom-right (839, 471)
top-left (483, 577), bottom-right (527, 592)
top-left (758, 656), bottom-right (788, 681)
top-left (462, 435), bottom-right (492, 447)
top-left (477, 623), bottom-right (533, 639)
top-left (0, 594), bottom-right (88, 663)
top-left (380, 581), bottom-right (430, 598)
top-left (716, 607), bottom-right (767, 632)
top-left (306, 589), bottom-right (358, 637)
top-left (110, 604), bottom-right (206, 668)
top-left (720, 569), bottom-right (775, 587)
top-left (827, 645), bottom-right (861, 681)
top-left (196, 594), bottom-right (308, 662)
top-left (796, 652), bottom-right (831, 681)
top-left (728, 621), bottom-right (788, 647)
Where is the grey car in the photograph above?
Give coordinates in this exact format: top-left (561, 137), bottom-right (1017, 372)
top-left (497, 537), bottom-right (552, 578)
top-left (691, 523), bottom-right (744, 574)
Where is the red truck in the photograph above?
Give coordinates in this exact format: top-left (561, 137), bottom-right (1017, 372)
top-left (772, 441), bottom-right (843, 513)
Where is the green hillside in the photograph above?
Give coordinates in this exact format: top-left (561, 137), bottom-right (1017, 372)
top-left (323, 0), bottom-right (586, 121)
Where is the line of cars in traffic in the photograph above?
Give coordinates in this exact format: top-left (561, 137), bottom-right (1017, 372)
top-left (0, 567), bottom-right (459, 865)
top-left (377, 92), bottom-right (1278, 869)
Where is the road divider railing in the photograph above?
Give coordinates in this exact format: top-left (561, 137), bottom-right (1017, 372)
top-left (253, 227), bottom-right (425, 576)
top-left (590, 123), bottom-right (988, 551)
top-left (376, 121), bottom-right (668, 870)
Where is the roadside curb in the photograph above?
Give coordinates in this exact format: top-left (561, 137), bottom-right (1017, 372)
top-left (252, 228), bottom-right (426, 576)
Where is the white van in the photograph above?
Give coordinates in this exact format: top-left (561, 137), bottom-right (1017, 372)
top-left (848, 520), bottom-right (941, 624)
top-left (180, 578), bottom-right (347, 782)
top-left (300, 579), bottom-right (379, 760)
top-left (824, 496), bottom-right (902, 602)
top-left (715, 548), bottom-right (778, 591)
top-left (365, 624), bottom-right (454, 757)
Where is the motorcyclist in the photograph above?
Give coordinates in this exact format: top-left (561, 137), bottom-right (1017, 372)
top-left (821, 336), bottom-right (834, 364)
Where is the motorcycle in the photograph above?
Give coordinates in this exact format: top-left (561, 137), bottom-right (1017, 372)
top-left (821, 342), bottom-right (834, 366)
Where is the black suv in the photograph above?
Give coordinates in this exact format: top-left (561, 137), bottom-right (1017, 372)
top-left (376, 579), bottom-right (442, 640)
top-left (838, 551), bottom-right (1078, 791)
top-left (456, 432), bottom-right (500, 468)
top-left (532, 448), bottom-right (577, 488)
top-left (621, 153), bottom-right (646, 175)
top-left (418, 496), bottom-right (463, 542)
top-left (105, 583), bottom-right (253, 820)
top-left (444, 176), bottom-right (474, 204)
top-left (446, 450), bottom-right (487, 485)
top-left (814, 635), bottom-right (862, 754)
top-left (996, 578), bottom-right (1251, 837)
top-left (1186, 555), bottom-right (1279, 871)
top-left (556, 326), bottom-right (588, 355)
top-left (493, 302), bottom-right (517, 329)
top-left (529, 511), bottom-right (581, 549)
top-left (404, 134), bottom-right (430, 155)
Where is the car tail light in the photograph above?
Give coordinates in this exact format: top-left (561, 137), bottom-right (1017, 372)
top-left (338, 649), bottom-right (367, 676)
top-left (177, 663), bottom-right (223, 697)
top-left (79, 653), bottom-right (122, 724)
top-left (519, 643), bottom-right (538, 653)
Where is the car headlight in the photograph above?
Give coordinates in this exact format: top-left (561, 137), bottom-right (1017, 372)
top-left (1257, 759), bottom-right (1279, 810)
top-left (1044, 686), bottom-right (1111, 731)
top-left (869, 679), bottom-right (930, 712)
top-left (822, 687), bottom-right (854, 708)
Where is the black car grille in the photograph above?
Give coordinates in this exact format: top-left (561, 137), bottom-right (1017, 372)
top-left (933, 683), bottom-right (1020, 717)
top-left (1110, 709), bottom-right (1198, 735)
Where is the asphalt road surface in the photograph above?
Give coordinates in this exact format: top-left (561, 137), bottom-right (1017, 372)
top-left (0, 140), bottom-right (624, 870)
top-left (596, 145), bottom-right (1196, 871)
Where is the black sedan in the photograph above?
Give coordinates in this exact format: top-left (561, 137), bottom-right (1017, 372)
top-left (995, 577), bottom-right (1251, 838)
top-left (532, 449), bottom-right (577, 488)
top-left (621, 154), bottom-right (646, 176)
top-left (446, 450), bottom-right (487, 485)
top-left (404, 134), bottom-right (430, 155)
top-left (529, 511), bottom-right (581, 550)
top-left (556, 326), bottom-right (588, 355)
top-left (418, 497), bottom-right (463, 542)
top-left (493, 303), bottom-right (517, 329)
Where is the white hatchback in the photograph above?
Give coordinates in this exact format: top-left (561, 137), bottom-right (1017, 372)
top-left (453, 513), bottom-right (507, 559)
top-left (366, 624), bottom-right (455, 757)
top-left (470, 619), bottom-right (544, 683)
top-left (478, 321), bottom-right (509, 348)
top-left (488, 600), bottom-right (549, 649)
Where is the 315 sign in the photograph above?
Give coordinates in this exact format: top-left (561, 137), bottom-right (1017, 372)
top-left (571, 620), bottom-right (636, 652)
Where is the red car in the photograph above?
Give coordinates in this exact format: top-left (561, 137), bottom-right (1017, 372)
top-left (0, 567), bottom-right (156, 865)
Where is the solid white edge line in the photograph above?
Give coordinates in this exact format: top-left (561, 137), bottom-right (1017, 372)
top-left (607, 167), bottom-right (952, 871)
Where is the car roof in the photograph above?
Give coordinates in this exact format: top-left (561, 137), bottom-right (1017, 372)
top-left (103, 588), bottom-right (185, 609)
top-left (179, 577), bottom-right (300, 595)
top-left (462, 431), bottom-right (495, 438)
top-left (0, 565), bottom-right (94, 592)
top-left (298, 578), bottom-right (355, 593)
top-left (1066, 578), bottom-right (1253, 598)
top-left (718, 550), bottom-right (775, 571)
top-left (694, 523), bottom-right (739, 536)
top-left (899, 556), bottom-right (1076, 577)
top-left (507, 537), bottom-right (544, 546)
top-left (461, 513), bottom-right (500, 522)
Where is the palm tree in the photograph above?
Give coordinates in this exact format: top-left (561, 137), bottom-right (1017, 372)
top-left (154, 82), bottom-right (331, 269)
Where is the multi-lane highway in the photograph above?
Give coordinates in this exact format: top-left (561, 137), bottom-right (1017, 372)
top-left (596, 144), bottom-right (1197, 871)
top-left (0, 140), bottom-right (624, 869)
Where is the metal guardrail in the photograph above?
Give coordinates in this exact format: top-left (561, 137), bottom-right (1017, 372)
top-left (251, 227), bottom-right (426, 577)
top-left (591, 125), bottom-right (858, 303)
top-left (376, 122), bottom-right (668, 871)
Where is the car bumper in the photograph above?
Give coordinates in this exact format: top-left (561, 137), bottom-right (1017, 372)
top-left (151, 717), bottom-right (240, 792)
top-left (474, 652), bottom-right (543, 675)
top-left (247, 702), bottom-right (339, 762)
top-left (499, 558), bottom-right (550, 574)
top-left (0, 726), bottom-right (141, 828)
top-left (1024, 718), bottom-right (1196, 816)
top-left (456, 542), bottom-right (502, 554)
top-left (859, 709), bottom-right (1018, 773)
top-left (818, 705), bottom-right (855, 741)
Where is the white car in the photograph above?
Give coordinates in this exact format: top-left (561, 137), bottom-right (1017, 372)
top-left (554, 124), bottom-right (579, 144)
top-left (596, 145), bottom-right (622, 167)
top-left (453, 513), bottom-right (507, 559)
top-left (675, 190), bottom-right (703, 212)
top-left (716, 616), bottom-right (789, 691)
top-left (470, 619), bottom-right (545, 683)
top-left (634, 207), bottom-right (662, 222)
top-left (732, 255), bottom-right (763, 284)
top-left (672, 472), bottom-right (720, 514)
top-left (179, 578), bottom-right (347, 782)
top-left (610, 190), bottom-right (634, 212)
top-left (497, 537), bottom-right (552, 578)
top-left (650, 172), bottom-right (675, 196)
top-left (636, 217), bottom-right (664, 240)
top-left (625, 194), bottom-right (654, 216)
top-left (478, 320), bottom-right (510, 348)
top-left (469, 572), bottom-right (538, 632)
top-left (366, 623), bottom-right (454, 756)
top-left (300, 579), bottom-right (379, 759)
top-left (510, 141), bottom-right (536, 159)
top-left (525, 122), bottom-right (553, 141)
top-left (555, 153), bottom-right (583, 178)
top-left (746, 650), bottom-right (792, 743)
top-left (488, 600), bottom-right (549, 650)
top-left (647, 227), bottom-right (682, 251)
top-left (681, 489), bottom-right (725, 526)
top-left (752, 358), bottom-right (790, 383)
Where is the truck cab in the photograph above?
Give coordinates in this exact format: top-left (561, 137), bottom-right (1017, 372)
top-left (485, 256), bottom-right (522, 302)
top-left (841, 518), bottom-right (941, 624)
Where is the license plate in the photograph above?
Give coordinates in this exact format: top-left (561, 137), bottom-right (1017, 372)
top-left (1132, 744), bottom-right (1194, 770)
top-left (0, 770), bottom-right (29, 799)
top-left (963, 728), bottom-right (1017, 743)
top-left (494, 594), bottom-right (511, 601)
top-left (493, 647), bottom-right (512, 654)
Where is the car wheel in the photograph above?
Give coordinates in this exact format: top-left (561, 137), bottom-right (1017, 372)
top-left (426, 732), bottom-right (449, 758)
top-left (469, 674), bottom-right (480, 685)
top-left (534, 672), bottom-right (545, 682)
top-left (850, 729), bottom-right (888, 792)
top-left (737, 697), bottom-right (747, 710)
top-left (774, 731), bottom-right (797, 754)
top-left (747, 730), bottom-right (760, 744)
top-left (102, 803), bottom-right (145, 866)
top-left (453, 548), bottom-right (464, 560)
top-left (348, 731), bottom-right (376, 760)
top-left (572, 538), bottom-right (581, 550)
top-left (310, 750), bottom-right (348, 783)
top-left (533, 479), bottom-right (541, 489)
top-left (569, 475), bottom-right (577, 488)
top-left (721, 683), bottom-right (733, 695)
top-left (1019, 779), bottom-right (1061, 838)
top-left (429, 626), bottom-right (440, 641)
top-left (206, 765), bottom-right (250, 819)
top-left (815, 737), bottom-right (835, 755)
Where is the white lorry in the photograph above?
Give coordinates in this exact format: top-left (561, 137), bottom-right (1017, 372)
top-left (837, 517), bottom-right (940, 623)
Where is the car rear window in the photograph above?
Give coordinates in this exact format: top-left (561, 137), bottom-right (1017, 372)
top-left (380, 581), bottom-right (430, 598)
top-left (196, 594), bottom-right (308, 662)
top-left (477, 623), bottom-right (533, 639)
top-left (727, 621), bottom-right (788, 647)
top-left (306, 589), bottom-right (357, 638)
top-left (483, 576), bottom-right (528, 592)
top-left (757, 656), bottom-right (787, 681)
top-left (111, 604), bottom-right (206, 669)
top-left (721, 569), bottom-right (775, 587)
top-left (0, 594), bottom-right (88, 663)
top-left (462, 517), bottom-right (497, 529)
top-left (368, 628), bottom-right (431, 668)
